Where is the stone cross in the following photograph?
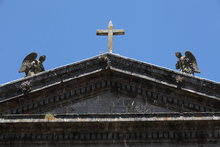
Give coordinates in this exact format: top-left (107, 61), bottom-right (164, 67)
top-left (96, 21), bottom-right (125, 53)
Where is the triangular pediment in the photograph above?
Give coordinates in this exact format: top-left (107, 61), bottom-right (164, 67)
top-left (0, 53), bottom-right (220, 114)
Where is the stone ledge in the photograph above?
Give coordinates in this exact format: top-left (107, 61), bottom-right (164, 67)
top-left (1, 112), bottom-right (220, 122)
top-left (1, 113), bottom-right (220, 145)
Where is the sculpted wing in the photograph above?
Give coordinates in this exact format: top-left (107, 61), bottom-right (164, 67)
top-left (19, 52), bottom-right (38, 73)
top-left (185, 51), bottom-right (200, 73)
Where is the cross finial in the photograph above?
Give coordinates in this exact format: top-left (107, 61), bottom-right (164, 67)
top-left (96, 21), bottom-right (125, 53)
top-left (109, 20), bottom-right (113, 26)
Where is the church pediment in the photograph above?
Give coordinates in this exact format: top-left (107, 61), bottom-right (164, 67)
top-left (0, 53), bottom-right (220, 114)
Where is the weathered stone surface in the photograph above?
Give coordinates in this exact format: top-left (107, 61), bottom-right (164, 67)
top-left (1, 144), bottom-right (220, 147)
top-left (0, 53), bottom-right (220, 114)
top-left (1, 113), bottom-right (220, 146)
top-left (1, 53), bottom-right (220, 146)
top-left (51, 92), bottom-right (171, 114)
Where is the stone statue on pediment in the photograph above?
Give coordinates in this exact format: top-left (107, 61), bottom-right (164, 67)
top-left (19, 52), bottom-right (46, 77)
top-left (175, 51), bottom-right (200, 75)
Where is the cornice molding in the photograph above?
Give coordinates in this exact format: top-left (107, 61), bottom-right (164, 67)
top-left (1, 113), bottom-right (220, 145)
top-left (0, 54), bottom-right (220, 114)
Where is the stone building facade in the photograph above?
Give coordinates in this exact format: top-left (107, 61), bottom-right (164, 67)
top-left (0, 53), bottom-right (220, 146)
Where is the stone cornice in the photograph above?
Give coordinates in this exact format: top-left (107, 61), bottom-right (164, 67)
top-left (1, 53), bottom-right (219, 100)
top-left (0, 53), bottom-right (220, 114)
top-left (106, 54), bottom-right (220, 98)
top-left (1, 113), bottom-right (220, 145)
top-left (1, 112), bottom-right (220, 122)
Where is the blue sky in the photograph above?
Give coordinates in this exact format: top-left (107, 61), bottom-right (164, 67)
top-left (0, 0), bottom-right (220, 84)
